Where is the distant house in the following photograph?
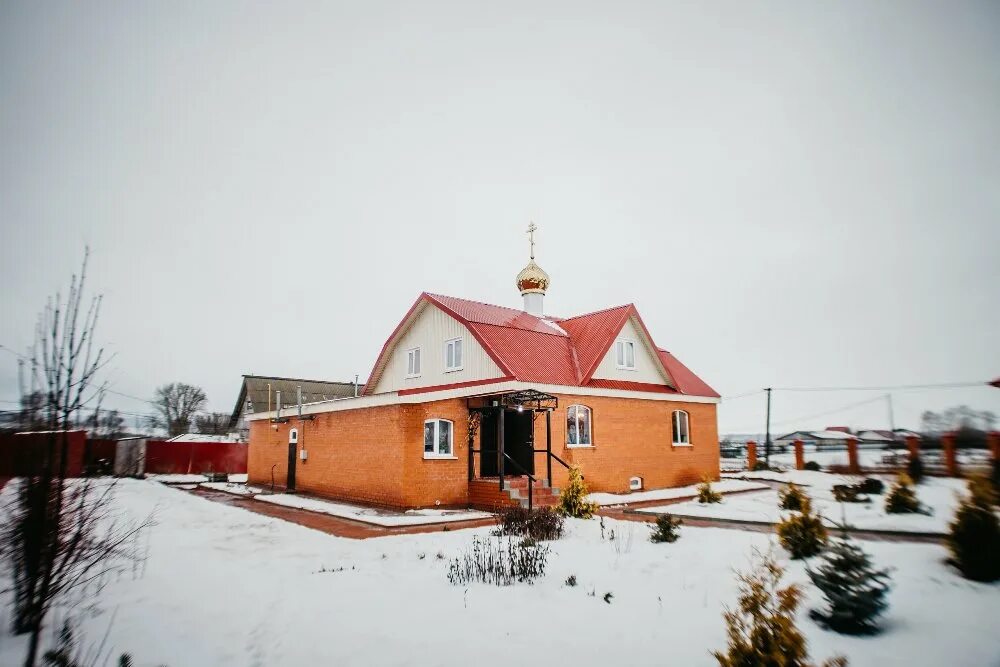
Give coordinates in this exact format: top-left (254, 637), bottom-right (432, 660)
top-left (774, 430), bottom-right (859, 449)
top-left (167, 433), bottom-right (241, 443)
top-left (856, 430), bottom-right (895, 446)
top-left (228, 375), bottom-right (360, 440)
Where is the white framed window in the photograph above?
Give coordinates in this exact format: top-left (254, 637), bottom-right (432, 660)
top-left (424, 418), bottom-right (454, 458)
top-left (672, 410), bottom-right (690, 446)
top-left (444, 337), bottom-right (463, 372)
top-left (567, 405), bottom-right (592, 447)
top-left (615, 339), bottom-right (636, 370)
top-left (405, 347), bottom-right (421, 378)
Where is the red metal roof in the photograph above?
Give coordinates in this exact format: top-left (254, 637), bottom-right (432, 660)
top-left (363, 293), bottom-right (718, 398)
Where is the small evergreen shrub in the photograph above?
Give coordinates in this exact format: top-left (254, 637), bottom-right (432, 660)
top-left (697, 476), bottom-right (723, 504)
top-left (713, 550), bottom-right (847, 667)
top-left (777, 498), bottom-right (827, 559)
top-left (446, 536), bottom-right (550, 586)
top-left (557, 465), bottom-right (598, 519)
top-left (493, 505), bottom-right (565, 541)
top-left (565, 574), bottom-right (577, 587)
top-left (804, 461), bottom-right (822, 472)
top-left (946, 476), bottom-right (1000, 582)
top-left (779, 484), bottom-right (807, 511)
top-left (649, 513), bottom-right (682, 543)
top-left (752, 461), bottom-right (772, 472)
top-left (807, 533), bottom-right (892, 635)
top-left (858, 478), bottom-right (885, 495)
top-left (884, 473), bottom-right (922, 514)
top-left (906, 455), bottom-right (925, 484)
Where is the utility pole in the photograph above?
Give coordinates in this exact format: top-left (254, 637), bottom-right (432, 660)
top-left (764, 387), bottom-right (773, 466)
top-left (886, 393), bottom-right (896, 442)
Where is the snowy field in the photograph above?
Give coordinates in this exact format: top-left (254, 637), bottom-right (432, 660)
top-left (1, 479), bottom-right (998, 667)
top-left (649, 473), bottom-right (970, 534)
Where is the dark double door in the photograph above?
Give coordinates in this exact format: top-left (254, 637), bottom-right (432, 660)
top-left (479, 409), bottom-right (534, 477)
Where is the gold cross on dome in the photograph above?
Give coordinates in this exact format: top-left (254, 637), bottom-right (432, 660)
top-left (527, 222), bottom-right (537, 259)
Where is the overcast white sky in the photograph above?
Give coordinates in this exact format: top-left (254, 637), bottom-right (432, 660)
top-left (1, 1), bottom-right (998, 435)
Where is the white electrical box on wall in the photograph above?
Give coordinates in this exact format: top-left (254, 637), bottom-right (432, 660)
top-left (299, 449), bottom-right (308, 461)
top-left (629, 476), bottom-right (643, 491)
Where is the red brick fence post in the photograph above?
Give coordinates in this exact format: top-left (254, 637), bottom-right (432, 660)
top-left (941, 431), bottom-right (959, 477)
top-left (746, 441), bottom-right (757, 471)
top-left (906, 435), bottom-right (921, 465)
top-left (988, 431), bottom-right (1000, 463)
top-left (847, 437), bottom-right (860, 474)
top-left (793, 439), bottom-right (804, 471)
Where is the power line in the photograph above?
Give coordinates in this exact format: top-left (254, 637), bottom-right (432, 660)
top-left (724, 395), bottom-right (887, 433)
top-left (721, 389), bottom-right (765, 401)
top-left (772, 381), bottom-right (987, 392)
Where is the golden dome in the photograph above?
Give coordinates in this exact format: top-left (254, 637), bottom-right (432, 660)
top-left (516, 259), bottom-right (550, 295)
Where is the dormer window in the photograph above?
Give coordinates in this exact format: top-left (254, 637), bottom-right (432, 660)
top-left (406, 347), bottom-right (421, 378)
top-left (445, 337), bottom-right (463, 372)
top-left (615, 339), bottom-right (636, 370)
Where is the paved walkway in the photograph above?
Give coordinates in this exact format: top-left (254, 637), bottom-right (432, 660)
top-left (597, 504), bottom-right (945, 544)
top-left (190, 485), bottom-right (944, 544)
top-left (189, 488), bottom-right (496, 539)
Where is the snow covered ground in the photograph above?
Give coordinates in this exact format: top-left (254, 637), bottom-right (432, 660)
top-left (587, 479), bottom-right (768, 506)
top-left (653, 473), bottom-right (973, 534)
top-left (199, 481), bottom-right (263, 496)
top-left (147, 473), bottom-right (248, 484)
top-left (0, 479), bottom-right (997, 667)
top-left (256, 492), bottom-right (492, 526)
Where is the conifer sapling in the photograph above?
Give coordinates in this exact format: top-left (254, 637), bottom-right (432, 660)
top-left (807, 531), bottom-right (892, 635)
top-left (557, 465), bottom-right (598, 519)
top-left (713, 550), bottom-right (847, 667)
top-left (946, 475), bottom-right (1000, 582)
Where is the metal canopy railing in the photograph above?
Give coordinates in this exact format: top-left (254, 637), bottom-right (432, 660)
top-left (466, 390), bottom-right (568, 509)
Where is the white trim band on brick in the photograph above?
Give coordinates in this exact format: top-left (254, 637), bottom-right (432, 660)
top-left (246, 380), bottom-right (721, 422)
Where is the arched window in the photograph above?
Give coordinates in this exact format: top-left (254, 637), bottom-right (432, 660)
top-left (289, 428), bottom-right (298, 445)
top-left (567, 405), bottom-right (592, 446)
top-left (424, 418), bottom-right (454, 458)
top-left (672, 410), bottom-right (690, 446)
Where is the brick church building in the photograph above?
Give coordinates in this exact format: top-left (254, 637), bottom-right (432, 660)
top-left (247, 226), bottom-right (720, 510)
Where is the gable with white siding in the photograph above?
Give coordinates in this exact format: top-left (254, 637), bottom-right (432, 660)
top-left (590, 316), bottom-right (670, 385)
top-left (368, 302), bottom-right (505, 394)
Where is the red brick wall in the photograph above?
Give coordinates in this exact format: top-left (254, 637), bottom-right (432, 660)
top-left (249, 404), bottom-right (408, 507)
top-left (539, 393), bottom-right (720, 493)
top-left (247, 392), bottom-right (719, 509)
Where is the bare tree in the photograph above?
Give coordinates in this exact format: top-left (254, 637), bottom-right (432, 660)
top-left (195, 411), bottom-right (230, 436)
top-left (84, 408), bottom-right (127, 439)
top-left (0, 249), bottom-right (152, 667)
top-left (149, 383), bottom-right (207, 437)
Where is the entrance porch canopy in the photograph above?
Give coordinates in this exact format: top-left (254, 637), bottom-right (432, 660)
top-left (466, 389), bottom-right (568, 508)
top-left (466, 388), bottom-right (558, 412)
